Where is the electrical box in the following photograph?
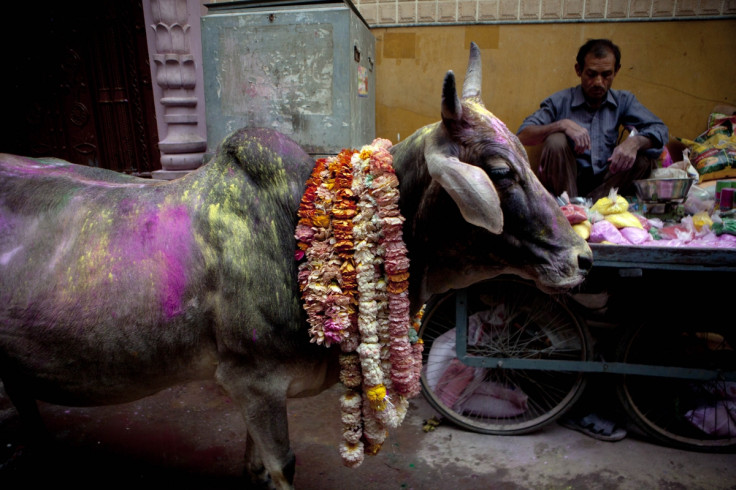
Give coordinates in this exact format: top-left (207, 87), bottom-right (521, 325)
top-left (201, 0), bottom-right (375, 158)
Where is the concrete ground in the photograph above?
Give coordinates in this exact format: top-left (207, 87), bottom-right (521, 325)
top-left (0, 380), bottom-right (733, 489)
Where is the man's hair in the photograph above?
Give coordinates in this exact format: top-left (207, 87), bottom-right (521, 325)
top-left (576, 39), bottom-right (621, 71)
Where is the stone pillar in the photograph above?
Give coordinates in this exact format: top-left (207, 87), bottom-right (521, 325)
top-left (143, 0), bottom-right (207, 180)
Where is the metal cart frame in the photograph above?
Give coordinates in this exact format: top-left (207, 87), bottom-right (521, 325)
top-left (419, 243), bottom-right (736, 452)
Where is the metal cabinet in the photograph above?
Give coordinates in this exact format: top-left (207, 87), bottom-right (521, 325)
top-left (202, 0), bottom-right (375, 158)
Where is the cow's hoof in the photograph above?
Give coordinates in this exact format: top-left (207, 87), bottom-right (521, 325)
top-left (244, 464), bottom-right (271, 489)
top-left (0, 444), bottom-right (26, 474)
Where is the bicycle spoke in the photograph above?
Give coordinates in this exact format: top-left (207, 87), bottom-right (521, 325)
top-left (419, 279), bottom-right (590, 435)
top-left (617, 322), bottom-right (736, 452)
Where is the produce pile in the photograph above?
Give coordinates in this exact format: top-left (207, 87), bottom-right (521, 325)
top-left (560, 189), bottom-right (736, 248)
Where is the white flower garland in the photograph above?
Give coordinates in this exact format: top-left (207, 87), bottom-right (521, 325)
top-left (295, 139), bottom-right (423, 467)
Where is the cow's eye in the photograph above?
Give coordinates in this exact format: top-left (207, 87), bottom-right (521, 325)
top-left (488, 166), bottom-right (514, 183)
top-left (483, 157), bottom-right (516, 185)
top-left (489, 167), bottom-right (511, 178)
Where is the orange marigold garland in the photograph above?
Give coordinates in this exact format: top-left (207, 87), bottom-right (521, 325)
top-left (296, 151), bottom-right (358, 347)
top-left (295, 138), bottom-right (423, 468)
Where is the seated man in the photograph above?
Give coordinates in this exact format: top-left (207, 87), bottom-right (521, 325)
top-left (517, 39), bottom-right (669, 201)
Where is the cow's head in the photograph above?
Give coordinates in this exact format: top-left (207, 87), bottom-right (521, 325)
top-left (390, 42), bottom-right (593, 312)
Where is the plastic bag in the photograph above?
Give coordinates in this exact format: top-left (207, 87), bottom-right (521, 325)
top-left (573, 220), bottom-right (591, 240)
top-left (685, 401), bottom-right (736, 437)
top-left (676, 148), bottom-right (701, 182)
top-left (650, 166), bottom-right (689, 179)
top-left (620, 226), bottom-right (651, 244)
top-left (692, 211), bottom-right (713, 231)
top-left (591, 188), bottom-right (628, 215)
top-left (605, 211), bottom-right (644, 229)
top-left (655, 148), bottom-right (700, 183)
top-left (658, 144), bottom-right (673, 168)
top-left (589, 220), bottom-right (630, 245)
top-left (456, 380), bottom-right (528, 418)
top-left (683, 184), bottom-right (715, 215)
top-left (558, 191), bottom-right (592, 233)
top-left (684, 381), bottom-right (736, 437)
top-left (634, 213), bottom-right (652, 230)
top-left (678, 116), bottom-right (736, 182)
top-left (436, 359), bottom-right (474, 408)
top-left (713, 218), bottom-right (736, 236)
top-left (561, 204), bottom-right (588, 225)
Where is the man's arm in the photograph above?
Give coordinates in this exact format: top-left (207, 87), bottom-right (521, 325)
top-left (517, 119), bottom-right (591, 154)
top-left (608, 133), bottom-right (654, 173)
top-left (614, 92), bottom-right (669, 172)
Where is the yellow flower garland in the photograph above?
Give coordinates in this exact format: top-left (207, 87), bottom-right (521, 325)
top-left (295, 138), bottom-right (423, 467)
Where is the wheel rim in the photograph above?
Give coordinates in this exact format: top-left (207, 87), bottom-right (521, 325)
top-left (419, 279), bottom-right (590, 435)
top-left (618, 322), bottom-right (736, 452)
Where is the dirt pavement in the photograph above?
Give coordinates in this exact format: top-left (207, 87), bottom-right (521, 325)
top-left (1, 380), bottom-right (734, 489)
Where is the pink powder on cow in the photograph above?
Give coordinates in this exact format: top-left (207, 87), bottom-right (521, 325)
top-left (110, 203), bottom-right (193, 320)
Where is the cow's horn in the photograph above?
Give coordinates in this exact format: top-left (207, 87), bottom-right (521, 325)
top-left (426, 147), bottom-right (504, 234)
top-left (462, 42), bottom-right (482, 100)
top-left (441, 71), bottom-right (462, 124)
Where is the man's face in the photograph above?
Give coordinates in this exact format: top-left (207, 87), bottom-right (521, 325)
top-left (575, 51), bottom-right (618, 107)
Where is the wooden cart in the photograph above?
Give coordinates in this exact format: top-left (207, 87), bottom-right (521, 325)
top-left (419, 243), bottom-right (736, 452)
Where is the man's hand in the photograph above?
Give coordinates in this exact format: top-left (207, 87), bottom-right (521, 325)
top-left (608, 134), bottom-right (652, 173)
top-left (561, 119), bottom-right (590, 154)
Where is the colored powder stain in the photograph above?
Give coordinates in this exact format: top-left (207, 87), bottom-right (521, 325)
top-left (99, 203), bottom-right (193, 320)
top-left (69, 210), bottom-right (113, 292)
top-left (466, 99), bottom-right (514, 139)
top-left (466, 99), bottom-right (492, 118)
top-left (252, 328), bottom-right (258, 342)
top-left (0, 215), bottom-right (11, 234)
top-left (206, 202), bottom-right (252, 273)
top-left (5, 156), bottom-right (145, 188)
top-left (1, 245), bottom-right (23, 266)
top-left (158, 205), bottom-right (192, 318)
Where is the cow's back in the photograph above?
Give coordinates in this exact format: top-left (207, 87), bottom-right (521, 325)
top-left (183, 129), bottom-right (317, 354)
top-left (0, 128), bottom-right (322, 407)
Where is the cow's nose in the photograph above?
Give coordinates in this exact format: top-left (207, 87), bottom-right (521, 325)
top-left (578, 250), bottom-right (593, 273)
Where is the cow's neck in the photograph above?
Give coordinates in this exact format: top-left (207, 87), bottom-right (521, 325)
top-left (390, 132), bottom-right (436, 316)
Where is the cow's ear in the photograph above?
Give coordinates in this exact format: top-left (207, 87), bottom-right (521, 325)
top-left (441, 71), bottom-right (462, 130)
top-left (426, 149), bottom-right (503, 234)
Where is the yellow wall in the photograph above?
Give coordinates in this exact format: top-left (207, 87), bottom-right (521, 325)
top-left (372, 20), bottom-right (736, 164)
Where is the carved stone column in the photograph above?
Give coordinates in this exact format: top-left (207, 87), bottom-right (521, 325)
top-left (143, 0), bottom-right (207, 180)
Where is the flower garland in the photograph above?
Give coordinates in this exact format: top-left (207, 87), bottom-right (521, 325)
top-left (296, 138), bottom-right (424, 467)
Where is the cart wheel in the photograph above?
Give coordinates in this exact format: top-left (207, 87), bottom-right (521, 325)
top-left (616, 318), bottom-right (736, 452)
top-left (419, 278), bottom-right (591, 435)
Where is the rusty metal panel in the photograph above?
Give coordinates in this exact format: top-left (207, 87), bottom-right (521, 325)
top-left (201, 1), bottom-right (375, 157)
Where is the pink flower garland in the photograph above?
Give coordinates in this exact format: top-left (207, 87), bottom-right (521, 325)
top-left (295, 139), bottom-right (424, 468)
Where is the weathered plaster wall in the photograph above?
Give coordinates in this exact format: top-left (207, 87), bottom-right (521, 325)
top-left (371, 20), bottom-right (736, 163)
top-left (202, 2), bottom-right (735, 161)
top-left (206, 0), bottom-right (736, 24)
top-left (356, 0), bottom-right (736, 25)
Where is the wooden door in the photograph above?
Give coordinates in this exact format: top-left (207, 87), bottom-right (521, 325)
top-left (0, 0), bottom-right (159, 176)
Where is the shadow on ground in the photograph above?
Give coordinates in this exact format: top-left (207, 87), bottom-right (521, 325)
top-left (1, 381), bottom-right (734, 489)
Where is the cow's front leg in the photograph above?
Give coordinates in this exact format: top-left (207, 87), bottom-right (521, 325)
top-left (244, 429), bottom-right (270, 486)
top-left (216, 361), bottom-right (295, 490)
top-left (1, 375), bottom-right (48, 445)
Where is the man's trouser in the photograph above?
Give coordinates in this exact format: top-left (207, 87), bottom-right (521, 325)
top-left (536, 133), bottom-right (654, 201)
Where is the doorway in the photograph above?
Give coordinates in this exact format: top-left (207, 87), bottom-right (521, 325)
top-left (0, 0), bottom-right (159, 175)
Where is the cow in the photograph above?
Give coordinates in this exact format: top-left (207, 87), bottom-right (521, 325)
top-left (0, 43), bottom-right (592, 489)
